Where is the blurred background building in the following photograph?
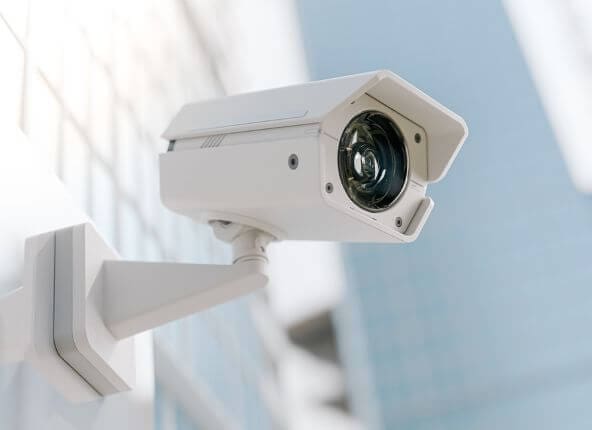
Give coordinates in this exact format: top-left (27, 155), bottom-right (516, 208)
top-left (2, 0), bottom-right (592, 429)
top-left (295, 0), bottom-right (592, 429)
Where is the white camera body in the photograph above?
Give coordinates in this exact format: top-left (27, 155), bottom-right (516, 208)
top-left (10, 72), bottom-right (467, 401)
top-left (160, 70), bottom-right (467, 242)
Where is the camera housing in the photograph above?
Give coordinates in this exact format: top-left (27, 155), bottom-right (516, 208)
top-left (9, 72), bottom-right (466, 400)
top-left (160, 70), bottom-right (467, 242)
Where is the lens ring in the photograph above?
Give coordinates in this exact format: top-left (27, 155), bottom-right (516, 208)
top-left (338, 111), bottom-right (408, 212)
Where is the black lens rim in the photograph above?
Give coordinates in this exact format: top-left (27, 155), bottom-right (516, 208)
top-left (337, 110), bottom-right (409, 213)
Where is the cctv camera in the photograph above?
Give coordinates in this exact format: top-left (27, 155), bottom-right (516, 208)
top-left (161, 70), bottom-right (467, 242)
top-left (13, 71), bottom-right (467, 399)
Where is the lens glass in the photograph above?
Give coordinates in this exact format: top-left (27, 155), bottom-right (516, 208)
top-left (338, 111), bottom-right (408, 212)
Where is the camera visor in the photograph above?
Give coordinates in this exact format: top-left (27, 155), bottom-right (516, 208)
top-left (338, 111), bottom-right (408, 212)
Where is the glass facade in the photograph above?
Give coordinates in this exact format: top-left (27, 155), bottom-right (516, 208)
top-left (154, 296), bottom-right (274, 429)
top-left (296, 0), bottom-right (592, 428)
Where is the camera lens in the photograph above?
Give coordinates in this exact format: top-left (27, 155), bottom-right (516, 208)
top-left (338, 111), bottom-right (408, 212)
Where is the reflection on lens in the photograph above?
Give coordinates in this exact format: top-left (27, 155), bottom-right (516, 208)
top-left (338, 111), bottom-right (408, 212)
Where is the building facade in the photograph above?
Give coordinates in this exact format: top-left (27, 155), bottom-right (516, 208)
top-left (295, 0), bottom-right (592, 429)
top-left (0, 0), bottom-right (306, 428)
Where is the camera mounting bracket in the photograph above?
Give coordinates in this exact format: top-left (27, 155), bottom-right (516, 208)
top-left (27, 222), bottom-right (272, 398)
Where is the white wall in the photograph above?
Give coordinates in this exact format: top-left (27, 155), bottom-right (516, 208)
top-left (0, 0), bottom-right (307, 428)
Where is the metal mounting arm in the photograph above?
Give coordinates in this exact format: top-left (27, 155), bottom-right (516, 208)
top-left (44, 222), bottom-right (273, 397)
top-left (103, 246), bottom-right (269, 340)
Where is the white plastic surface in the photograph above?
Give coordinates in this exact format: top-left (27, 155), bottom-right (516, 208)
top-left (41, 221), bottom-right (268, 398)
top-left (53, 224), bottom-right (136, 396)
top-left (162, 72), bottom-right (377, 140)
top-left (161, 70), bottom-right (467, 243)
top-left (163, 70), bottom-right (468, 182)
top-left (103, 258), bottom-right (268, 340)
top-left (23, 230), bottom-right (104, 401)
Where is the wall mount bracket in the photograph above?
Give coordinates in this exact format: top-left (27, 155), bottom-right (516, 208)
top-left (29, 222), bottom-right (272, 397)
